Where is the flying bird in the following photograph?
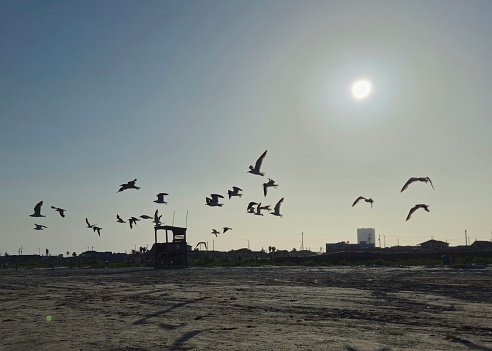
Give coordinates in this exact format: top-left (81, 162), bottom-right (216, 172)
top-left (30, 201), bottom-right (45, 218)
top-left (400, 177), bottom-right (434, 192)
top-left (211, 229), bottom-right (220, 237)
top-left (153, 209), bottom-right (162, 225)
top-left (223, 227), bottom-right (232, 233)
top-left (129, 217), bottom-right (140, 229)
top-left (270, 197), bottom-right (284, 217)
top-left (254, 202), bottom-right (264, 216)
top-left (140, 215), bottom-right (152, 220)
top-left (405, 204), bottom-right (430, 221)
top-left (352, 196), bottom-right (374, 209)
top-left (117, 179), bottom-right (140, 192)
top-left (116, 214), bottom-right (126, 223)
top-left (154, 193), bottom-right (169, 204)
top-left (34, 224), bottom-right (47, 230)
top-left (206, 194), bottom-right (224, 207)
top-left (92, 226), bottom-right (102, 236)
top-left (263, 178), bottom-right (278, 197)
top-left (259, 204), bottom-right (271, 212)
top-left (248, 150), bottom-right (267, 176)
top-left (228, 186), bottom-right (243, 199)
top-left (85, 218), bottom-right (94, 228)
top-left (51, 206), bottom-right (66, 217)
top-left (247, 202), bottom-right (258, 214)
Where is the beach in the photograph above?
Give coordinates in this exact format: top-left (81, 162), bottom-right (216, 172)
top-left (1, 266), bottom-right (491, 351)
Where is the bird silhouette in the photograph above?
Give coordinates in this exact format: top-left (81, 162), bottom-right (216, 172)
top-left (85, 218), bottom-right (94, 228)
top-left (228, 186), bottom-right (243, 199)
top-left (270, 197), bottom-right (284, 217)
top-left (154, 193), bottom-right (169, 204)
top-left (400, 177), bottom-right (434, 192)
top-left (247, 202), bottom-right (258, 213)
top-left (129, 217), bottom-right (140, 229)
top-left (254, 202), bottom-right (264, 216)
top-left (30, 201), bottom-right (45, 217)
top-left (248, 150), bottom-right (267, 176)
top-left (352, 196), bottom-right (374, 209)
top-left (405, 204), bottom-right (430, 221)
top-left (34, 224), bottom-right (47, 230)
top-left (206, 194), bottom-right (224, 207)
top-left (211, 229), bottom-right (220, 237)
top-left (117, 179), bottom-right (140, 192)
top-left (153, 209), bottom-right (162, 225)
top-left (140, 215), bottom-right (152, 220)
top-left (116, 214), bottom-right (126, 223)
top-left (50, 206), bottom-right (66, 217)
top-left (263, 178), bottom-right (278, 197)
top-left (92, 226), bottom-right (102, 236)
top-left (223, 227), bottom-right (232, 233)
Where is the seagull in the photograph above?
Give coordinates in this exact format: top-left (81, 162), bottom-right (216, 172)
top-left (254, 202), bottom-right (264, 216)
top-left (405, 204), bottom-right (430, 221)
top-left (117, 179), bottom-right (140, 192)
top-left (228, 187), bottom-right (243, 199)
top-left (116, 214), bottom-right (126, 223)
top-left (223, 227), bottom-right (232, 233)
top-left (34, 224), bottom-right (47, 230)
top-left (92, 226), bottom-right (102, 236)
top-left (248, 150), bottom-right (267, 176)
top-left (85, 218), bottom-right (94, 228)
top-left (247, 202), bottom-right (258, 213)
top-left (263, 178), bottom-right (278, 196)
top-left (153, 209), bottom-right (162, 225)
top-left (154, 193), bottom-right (169, 204)
top-left (51, 206), bottom-right (66, 217)
top-left (30, 201), bottom-right (45, 217)
top-left (352, 196), bottom-right (374, 209)
top-left (206, 194), bottom-right (224, 207)
top-left (400, 177), bottom-right (434, 192)
top-left (270, 197), bottom-right (284, 217)
top-left (140, 215), bottom-right (152, 220)
top-left (129, 217), bottom-right (140, 229)
top-left (211, 229), bottom-right (220, 237)
top-left (259, 204), bottom-right (271, 212)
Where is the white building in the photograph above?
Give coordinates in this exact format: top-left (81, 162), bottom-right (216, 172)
top-left (357, 228), bottom-right (375, 247)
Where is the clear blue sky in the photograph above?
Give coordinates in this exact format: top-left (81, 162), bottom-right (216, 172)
top-left (2, 0), bottom-right (492, 255)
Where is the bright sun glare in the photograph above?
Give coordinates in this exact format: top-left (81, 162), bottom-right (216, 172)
top-left (351, 80), bottom-right (372, 99)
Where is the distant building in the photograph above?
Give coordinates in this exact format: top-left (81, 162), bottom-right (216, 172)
top-left (419, 239), bottom-right (449, 251)
top-left (357, 228), bottom-right (376, 248)
top-left (470, 240), bottom-right (492, 250)
top-left (326, 241), bottom-right (362, 252)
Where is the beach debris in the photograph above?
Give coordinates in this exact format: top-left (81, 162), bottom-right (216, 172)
top-left (248, 150), bottom-right (267, 176)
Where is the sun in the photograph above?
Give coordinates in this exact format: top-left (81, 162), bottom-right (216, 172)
top-left (351, 80), bottom-right (372, 99)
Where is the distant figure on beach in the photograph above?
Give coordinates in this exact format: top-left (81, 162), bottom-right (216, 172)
top-left (406, 204), bottom-right (430, 221)
top-left (118, 179), bottom-right (140, 192)
top-left (30, 201), bottom-right (45, 217)
top-left (352, 196), bottom-right (374, 209)
top-left (248, 150), bottom-right (267, 176)
top-left (400, 177), bottom-right (434, 192)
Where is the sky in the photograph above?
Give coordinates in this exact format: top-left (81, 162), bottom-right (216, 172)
top-left (1, 0), bottom-right (492, 256)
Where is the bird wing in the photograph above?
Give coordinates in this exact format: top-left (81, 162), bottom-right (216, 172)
top-left (34, 201), bottom-right (43, 215)
top-left (263, 184), bottom-right (268, 197)
top-left (254, 150), bottom-right (267, 170)
top-left (274, 197), bottom-right (284, 212)
top-left (247, 202), bottom-right (257, 210)
top-left (211, 194), bottom-right (224, 201)
top-left (86, 218), bottom-right (91, 227)
top-left (233, 186), bottom-right (242, 192)
top-left (427, 177), bottom-right (434, 189)
top-left (401, 178), bottom-right (417, 192)
top-left (352, 196), bottom-right (364, 207)
top-left (405, 206), bottom-right (418, 221)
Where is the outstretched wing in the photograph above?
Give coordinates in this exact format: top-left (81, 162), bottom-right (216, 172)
top-left (274, 197), bottom-right (284, 212)
top-left (352, 196), bottom-right (364, 207)
top-left (34, 201), bottom-right (43, 215)
top-left (85, 218), bottom-right (91, 227)
top-left (401, 177), bottom-right (417, 192)
top-left (405, 205), bottom-right (418, 221)
top-left (255, 150), bottom-right (267, 170)
top-left (427, 177), bottom-right (434, 190)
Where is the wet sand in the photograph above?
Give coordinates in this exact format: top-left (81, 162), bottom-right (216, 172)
top-left (1, 266), bottom-right (491, 351)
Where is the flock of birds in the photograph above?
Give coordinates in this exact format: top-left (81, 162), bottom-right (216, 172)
top-left (28, 150), bottom-right (434, 248)
top-left (351, 176), bottom-right (434, 220)
top-left (27, 150), bottom-right (286, 245)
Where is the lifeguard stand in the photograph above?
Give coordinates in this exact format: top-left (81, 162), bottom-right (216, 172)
top-left (153, 225), bottom-right (189, 268)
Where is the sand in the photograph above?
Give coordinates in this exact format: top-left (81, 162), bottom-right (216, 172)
top-left (0, 265), bottom-right (491, 351)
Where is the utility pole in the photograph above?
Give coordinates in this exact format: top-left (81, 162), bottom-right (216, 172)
top-left (367, 233), bottom-right (372, 245)
top-left (245, 239), bottom-right (250, 250)
top-left (465, 229), bottom-right (467, 247)
top-left (300, 232), bottom-right (304, 251)
top-left (212, 240), bottom-right (214, 251)
top-left (382, 234), bottom-right (386, 248)
top-left (378, 235), bottom-right (381, 248)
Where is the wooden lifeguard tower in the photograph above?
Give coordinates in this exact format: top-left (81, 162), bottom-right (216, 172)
top-left (153, 225), bottom-right (189, 268)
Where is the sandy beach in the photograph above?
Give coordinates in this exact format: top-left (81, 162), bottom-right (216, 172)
top-left (1, 266), bottom-right (491, 351)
